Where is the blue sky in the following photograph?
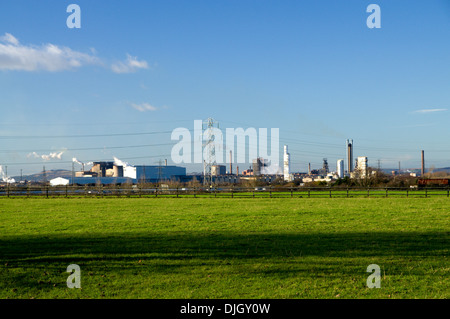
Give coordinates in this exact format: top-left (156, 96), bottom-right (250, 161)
top-left (1, 0), bottom-right (450, 175)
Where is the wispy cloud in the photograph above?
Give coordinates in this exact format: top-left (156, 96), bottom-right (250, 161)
top-left (129, 102), bottom-right (158, 112)
top-left (0, 33), bottom-right (19, 45)
top-left (0, 33), bottom-right (150, 74)
top-left (0, 33), bottom-right (100, 72)
top-left (111, 54), bottom-right (149, 74)
top-left (412, 108), bottom-right (447, 114)
top-left (28, 151), bottom-right (65, 161)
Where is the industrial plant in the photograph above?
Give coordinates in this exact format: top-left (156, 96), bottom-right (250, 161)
top-left (0, 135), bottom-right (445, 189)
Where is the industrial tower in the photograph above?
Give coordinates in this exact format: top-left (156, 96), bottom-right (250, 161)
top-left (283, 145), bottom-right (291, 182)
top-left (203, 118), bottom-right (219, 187)
top-left (346, 139), bottom-right (354, 174)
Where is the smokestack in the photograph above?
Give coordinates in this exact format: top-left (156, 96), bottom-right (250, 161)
top-left (347, 139), bottom-right (353, 173)
top-left (237, 166), bottom-right (239, 176)
top-left (421, 150), bottom-right (425, 176)
top-left (283, 145), bottom-right (291, 182)
top-left (165, 159), bottom-right (168, 166)
top-left (308, 163), bottom-right (311, 175)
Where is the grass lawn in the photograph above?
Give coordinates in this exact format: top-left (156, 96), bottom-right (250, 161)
top-left (0, 197), bottom-right (448, 299)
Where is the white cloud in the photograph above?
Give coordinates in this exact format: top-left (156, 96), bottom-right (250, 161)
top-left (412, 108), bottom-right (447, 114)
top-left (0, 33), bottom-right (19, 46)
top-left (111, 54), bottom-right (149, 74)
top-left (130, 102), bottom-right (158, 112)
top-left (28, 151), bottom-right (65, 161)
top-left (0, 33), bottom-right (152, 74)
top-left (0, 33), bottom-right (100, 72)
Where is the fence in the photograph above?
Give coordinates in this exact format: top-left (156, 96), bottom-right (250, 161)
top-left (1, 185), bottom-right (449, 199)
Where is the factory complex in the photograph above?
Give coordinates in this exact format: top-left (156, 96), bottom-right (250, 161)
top-left (0, 137), bottom-right (436, 187)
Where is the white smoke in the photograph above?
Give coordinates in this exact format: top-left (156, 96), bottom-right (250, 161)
top-left (72, 157), bottom-right (83, 165)
top-left (261, 163), bottom-right (282, 175)
top-left (113, 157), bottom-right (134, 168)
top-left (0, 165), bottom-right (16, 183)
top-left (72, 158), bottom-right (93, 167)
top-left (28, 151), bottom-right (65, 161)
top-left (114, 157), bottom-right (136, 179)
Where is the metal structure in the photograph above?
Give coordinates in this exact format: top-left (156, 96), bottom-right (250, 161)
top-left (322, 158), bottom-right (329, 175)
top-left (202, 118), bottom-right (219, 186)
top-left (252, 158), bottom-right (267, 177)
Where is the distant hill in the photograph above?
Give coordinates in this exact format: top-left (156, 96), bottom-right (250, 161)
top-left (13, 169), bottom-right (72, 182)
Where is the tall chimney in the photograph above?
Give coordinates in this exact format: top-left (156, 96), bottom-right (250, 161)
top-left (308, 163), bottom-right (311, 175)
top-left (421, 150), bottom-right (425, 176)
top-left (347, 139), bottom-right (353, 173)
top-left (165, 159), bottom-right (168, 166)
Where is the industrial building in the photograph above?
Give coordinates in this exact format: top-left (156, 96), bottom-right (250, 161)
top-left (71, 160), bottom-right (186, 185)
top-left (252, 158), bottom-right (267, 176)
top-left (211, 165), bottom-right (226, 176)
top-left (134, 165), bottom-right (186, 182)
top-left (355, 156), bottom-right (368, 178)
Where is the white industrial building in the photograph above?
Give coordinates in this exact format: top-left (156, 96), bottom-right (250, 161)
top-left (356, 156), bottom-right (368, 177)
top-left (50, 177), bottom-right (70, 186)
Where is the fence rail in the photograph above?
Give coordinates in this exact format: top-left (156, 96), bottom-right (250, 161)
top-left (1, 185), bottom-right (449, 198)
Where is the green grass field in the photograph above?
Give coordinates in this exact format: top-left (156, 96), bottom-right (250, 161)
top-left (0, 197), bottom-right (448, 299)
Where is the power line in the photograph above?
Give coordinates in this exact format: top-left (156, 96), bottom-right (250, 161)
top-left (0, 130), bottom-right (176, 140)
top-left (0, 142), bottom-right (176, 153)
top-left (0, 154), bottom-right (173, 166)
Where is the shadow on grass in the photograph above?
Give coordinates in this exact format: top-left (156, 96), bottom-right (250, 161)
top-left (1, 231), bottom-right (448, 264)
top-left (0, 231), bottom-right (448, 294)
